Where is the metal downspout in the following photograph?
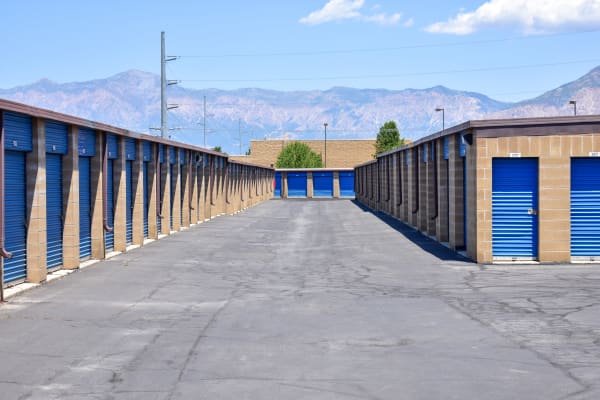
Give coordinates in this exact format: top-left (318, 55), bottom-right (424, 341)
top-left (103, 135), bottom-right (113, 233)
top-left (431, 142), bottom-right (439, 220)
top-left (0, 112), bottom-right (13, 301)
top-left (412, 148), bottom-right (420, 214)
top-left (397, 152), bottom-right (403, 206)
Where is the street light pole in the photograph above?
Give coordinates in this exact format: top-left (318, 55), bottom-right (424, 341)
top-left (323, 122), bottom-right (328, 168)
top-left (569, 100), bottom-right (577, 116)
top-left (435, 108), bottom-right (445, 133)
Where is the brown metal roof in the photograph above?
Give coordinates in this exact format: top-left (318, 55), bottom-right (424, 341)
top-left (0, 98), bottom-right (272, 170)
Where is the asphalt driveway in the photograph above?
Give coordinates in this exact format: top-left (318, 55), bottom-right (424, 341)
top-left (0, 200), bottom-right (599, 399)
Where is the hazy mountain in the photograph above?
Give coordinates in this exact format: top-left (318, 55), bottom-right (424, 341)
top-left (1, 67), bottom-right (599, 154)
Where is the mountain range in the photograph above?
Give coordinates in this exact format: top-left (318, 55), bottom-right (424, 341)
top-left (2, 66), bottom-right (600, 154)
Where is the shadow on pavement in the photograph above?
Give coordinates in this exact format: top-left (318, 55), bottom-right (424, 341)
top-left (352, 200), bottom-right (472, 263)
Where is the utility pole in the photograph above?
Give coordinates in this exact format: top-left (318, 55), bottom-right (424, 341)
top-left (160, 31), bottom-right (178, 139)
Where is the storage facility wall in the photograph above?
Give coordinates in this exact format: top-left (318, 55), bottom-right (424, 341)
top-left (1, 106), bottom-right (274, 287)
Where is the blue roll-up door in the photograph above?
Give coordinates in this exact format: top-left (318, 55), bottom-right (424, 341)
top-left (313, 172), bottom-right (333, 197)
top-left (46, 154), bottom-right (63, 269)
top-left (4, 151), bottom-right (27, 283)
top-left (126, 161), bottom-right (133, 244)
top-left (3, 112), bottom-right (33, 152)
top-left (143, 162), bottom-right (149, 238)
top-left (170, 164), bottom-right (176, 229)
top-left (107, 135), bottom-right (118, 159)
top-left (339, 171), bottom-right (355, 197)
top-left (287, 172), bottom-right (307, 197)
top-left (105, 160), bottom-right (114, 251)
top-left (142, 141), bottom-right (152, 162)
top-left (125, 138), bottom-right (136, 161)
top-left (45, 121), bottom-right (68, 154)
top-left (79, 157), bottom-right (92, 259)
top-left (492, 158), bottom-right (539, 259)
top-left (571, 158), bottom-right (600, 258)
top-left (78, 128), bottom-right (96, 157)
top-left (274, 172), bottom-right (281, 197)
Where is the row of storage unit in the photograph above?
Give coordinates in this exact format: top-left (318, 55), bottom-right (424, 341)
top-left (0, 100), bottom-right (274, 286)
top-left (273, 169), bottom-right (355, 199)
top-left (355, 115), bottom-right (600, 264)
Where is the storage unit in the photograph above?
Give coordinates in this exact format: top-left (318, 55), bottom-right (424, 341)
top-left (313, 172), bottom-right (333, 197)
top-left (46, 154), bottom-right (63, 269)
top-left (142, 141), bottom-right (152, 238)
top-left (339, 171), bottom-right (355, 198)
top-left (492, 158), bottom-right (539, 260)
top-left (125, 138), bottom-right (136, 245)
top-left (78, 128), bottom-right (95, 259)
top-left (287, 172), bottom-right (307, 198)
top-left (570, 158), bottom-right (600, 259)
top-left (45, 120), bottom-right (68, 269)
top-left (3, 111), bottom-right (32, 283)
top-left (125, 161), bottom-right (133, 244)
top-left (170, 155), bottom-right (177, 229)
top-left (105, 134), bottom-right (118, 251)
top-left (274, 172), bottom-right (281, 198)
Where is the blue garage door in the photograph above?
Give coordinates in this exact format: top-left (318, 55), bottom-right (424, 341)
top-left (79, 157), bottom-right (92, 259)
top-left (126, 161), bottom-right (133, 244)
top-left (313, 172), bottom-right (333, 197)
top-left (143, 162), bottom-right (149, 238)
top-left (4, 151), bottom-right (27, 283)
top-left (46, 154), bottom-right (63, 269)
top-left (287, 172), bottom-right (307, 198)
top-left (170, 164), bottom-right (176, 229)
top-left (105, 160), bottom-right (114, 251)
top-left (274, 172), bottom-right (281, 198)
top-left (339, 171), bottom-right (355, 197)
top-left (571, 158), bottom-right (600, 258)
top-left (492, 158), bottom-right (538, 259)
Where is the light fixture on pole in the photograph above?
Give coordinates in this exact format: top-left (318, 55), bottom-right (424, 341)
top-left (569, 100), bottom-right (577, 116)
top-left (435, 108), bottom-right (445, 133)
top-left (323, 122), bottom-right (328, 168)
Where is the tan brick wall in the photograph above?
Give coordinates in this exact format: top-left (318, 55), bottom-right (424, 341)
top-left (230, 139), bottom-right (376, 168)
top-left (476, 133), bottom-right (600, 264)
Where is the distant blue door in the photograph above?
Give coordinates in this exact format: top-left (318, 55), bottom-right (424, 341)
top-left (274, 172), bottom-right (281, 197)
top-left (46, 154), bottom-right (63, 269)
top-left (79, 157), bottom-right (92, 259)
top-left (571, 158), bottom-right (600, 258)
top-left (339, 172), bottom-right (355, 197)
top-left (287, 172), bottom-right (307, 197)
top-left (4, 151), bottom-right (27, 283)
top-left (492, 158), bottom-right (538, 259)
top-left (313, 172), bottom-right (333, 197)
top-left (105, 160), bottom-right (114, 251)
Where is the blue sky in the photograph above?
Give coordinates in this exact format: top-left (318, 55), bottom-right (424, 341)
top-left (2, 0), bottom-right (600, 101)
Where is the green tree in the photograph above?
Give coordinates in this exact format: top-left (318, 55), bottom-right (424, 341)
top-left (212, 146), bottom-right (226, 154)
top-left (374, 121), bottom-right (404, 156)
top-left (275, 142), bottom-right (323, 168)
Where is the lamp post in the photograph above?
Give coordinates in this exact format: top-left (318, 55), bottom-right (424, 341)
top-left (435, 108), bottom-right (445, 133)
top-left (323, 122), bottom-right (328, 168)
top-left (569, 100), bottom-right (577, 116)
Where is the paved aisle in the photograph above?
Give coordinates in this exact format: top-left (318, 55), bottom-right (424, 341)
top-left (1, 200), bottom-right (599, 399)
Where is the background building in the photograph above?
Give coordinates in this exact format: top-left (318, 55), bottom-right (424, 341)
top-left (230, 139), bottom-right (376, 168)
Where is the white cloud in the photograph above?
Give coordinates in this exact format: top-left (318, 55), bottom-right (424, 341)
top-left (300, 0), bottom-right (409, 26)
top-left (426, 0), bottom-right (600, 35)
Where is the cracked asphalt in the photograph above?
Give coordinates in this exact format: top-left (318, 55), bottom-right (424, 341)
top-left (1, 200), bottom-right (599, 399)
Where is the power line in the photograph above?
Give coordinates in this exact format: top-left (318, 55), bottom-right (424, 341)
top-left (174, 29), bottom-right (600, 59)
top-left (174, 58), bottom-right (600, 83)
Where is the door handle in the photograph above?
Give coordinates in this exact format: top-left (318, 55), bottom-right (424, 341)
top-left (527, 209), bottom-right (538, 216)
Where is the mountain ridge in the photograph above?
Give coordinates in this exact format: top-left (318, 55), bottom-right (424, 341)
top-left (1, 67), bottom-right (599, 154)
